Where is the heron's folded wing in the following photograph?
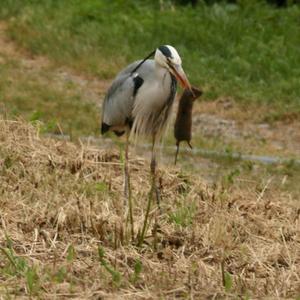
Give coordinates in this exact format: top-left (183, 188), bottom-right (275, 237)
top-left (102, 72), bottom-right (142, 127)
top-left (101, 59), bottom-right (156, 129)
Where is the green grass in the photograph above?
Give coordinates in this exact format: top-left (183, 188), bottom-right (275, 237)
top-left (0, 56), bottom-right (99, 136)
top-left (1, 0), bottom-right (300, 116)
top-left (1, 236), bottom-right (41, 296)
top-left (179, 150), bottom-right (300, 198)
top-left (169, 200), bottom-right (196, 227)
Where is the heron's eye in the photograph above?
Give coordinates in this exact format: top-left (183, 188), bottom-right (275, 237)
top-left (167, 58), bottom-right (173, 66)
top-left (167, 61), bottom-right (176, 73)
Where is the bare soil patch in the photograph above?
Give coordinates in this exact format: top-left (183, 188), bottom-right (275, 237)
top-left (193, 99), bottom-right (300, 157)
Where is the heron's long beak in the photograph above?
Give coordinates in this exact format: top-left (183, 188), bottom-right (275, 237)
top-left (170, 64), bottom-right (192, 91)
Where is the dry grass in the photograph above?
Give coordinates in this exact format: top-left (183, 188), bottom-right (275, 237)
top-left (0, 117), bottom-right (299, 299)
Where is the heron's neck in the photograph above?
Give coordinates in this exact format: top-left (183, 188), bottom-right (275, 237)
top-left (154, 61), bottom-right (169, 79)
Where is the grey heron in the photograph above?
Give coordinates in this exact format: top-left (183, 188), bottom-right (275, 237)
top-left (101, 45), bottom-right (192, 240)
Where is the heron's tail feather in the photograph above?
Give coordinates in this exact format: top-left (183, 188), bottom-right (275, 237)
top-left (130, 104), bottom-right (172, 144)
top-left (101, 122), bottom-right (110, 135)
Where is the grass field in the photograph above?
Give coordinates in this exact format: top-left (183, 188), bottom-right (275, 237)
top-left (0, 118), bottom-right (299, 298)
top-left (1, 0), bottom-right (300, 122)
top-left (1, 0), bottom-right (300, 158)
top-left (0, 1), bottom-right (300, 298)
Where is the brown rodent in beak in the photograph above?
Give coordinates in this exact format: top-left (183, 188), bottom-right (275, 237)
top-left (174, 86), bottom-right (203, 165)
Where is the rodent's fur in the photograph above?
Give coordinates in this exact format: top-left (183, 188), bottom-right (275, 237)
top-left (174, 86), bottom-right (202, 164)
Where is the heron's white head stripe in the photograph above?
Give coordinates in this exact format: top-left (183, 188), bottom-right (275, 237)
top-left (155, 45), bottom-right (182, 69)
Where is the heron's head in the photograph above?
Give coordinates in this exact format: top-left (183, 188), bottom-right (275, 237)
top-left (154, 45), bottom-right (192, 91)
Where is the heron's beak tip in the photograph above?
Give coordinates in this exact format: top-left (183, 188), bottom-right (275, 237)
top-left (172, 65), bottom-right (193, 95)
top-left (182, 80), bottom-right (195, 97)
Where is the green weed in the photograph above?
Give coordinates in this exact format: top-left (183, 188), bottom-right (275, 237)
top-left (66, 244), bottom-right (76, 262)
top-left (53, 267), bottom-right (67, 283)
top-left (223, 168), bottom-right (241, 186)
top-left (0, 236), bottom-right (40, 296)
top-left (224, 271), bottom-right (233, 292)
top-left (130, 259), bottom-right (143, 284)
top-left (169, 201), bottom-right (196, 227)
top-left (98, 246), bottom-right (122, 286)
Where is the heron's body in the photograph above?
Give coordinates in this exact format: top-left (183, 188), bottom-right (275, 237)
top-left (101, 59), bottom-right (177, 139)
top-left (101, 46), bottom-right (192, 230)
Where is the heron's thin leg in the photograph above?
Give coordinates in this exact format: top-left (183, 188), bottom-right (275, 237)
top-left (150, 137), bottom-right (161, 207)
top-left (150, 136), bottom-right (160, 250)
top-left (124, 131), bottom-right (134, 241)
top-left (124, 132), bottom-right (129, 198)
top-left (150, 139), bottom-right (156, 198)
top-left (138, 135), bottom-right (158, 246)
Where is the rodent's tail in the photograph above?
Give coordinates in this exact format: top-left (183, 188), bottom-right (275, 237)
top-left (174, 141), bottom-right (180, 165)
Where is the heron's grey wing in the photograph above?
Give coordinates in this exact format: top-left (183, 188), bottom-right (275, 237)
top-left (101, 70), bottom-right (144, 132)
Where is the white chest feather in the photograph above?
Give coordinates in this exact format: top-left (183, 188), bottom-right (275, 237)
top-left (132, 70), bottom-right (172, 118)
top-left (130, 68), bottom-right (176, 139)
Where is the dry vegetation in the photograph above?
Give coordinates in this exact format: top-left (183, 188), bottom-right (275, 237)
top-left (0, 117), bottom-right (299, 299)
